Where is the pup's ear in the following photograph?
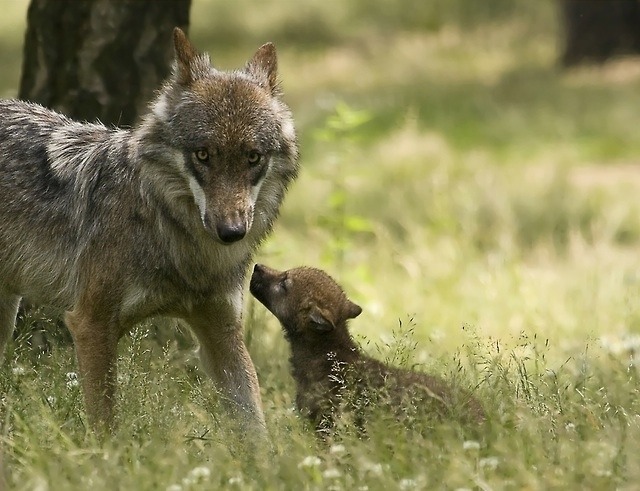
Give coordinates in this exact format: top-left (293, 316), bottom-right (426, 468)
top-left (309, 305), bottom-right (335, 332)
top-left (244, 43), bottom-right (279, 94)
top-left (173, 27), bottom-right (199, 85)
top-left (345, 301), bottom-right (362, 320)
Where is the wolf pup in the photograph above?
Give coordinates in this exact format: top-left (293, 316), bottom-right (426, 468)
top-left (0, 28), bottom-right (298, 433)
top-left (250, 264), bottom-right (485, 435)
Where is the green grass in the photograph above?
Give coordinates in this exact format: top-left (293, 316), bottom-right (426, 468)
top-left (2, 0), bottom-right (640, 488)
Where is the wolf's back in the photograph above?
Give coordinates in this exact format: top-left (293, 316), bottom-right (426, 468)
top-left (0, 99), bottom-right (68, 187)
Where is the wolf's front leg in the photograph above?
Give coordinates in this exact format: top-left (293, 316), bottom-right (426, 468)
top-left (187, 291), bottom-right (266, 437)
top-left (0, 296), bottom-right (20, 360)
top-left (65, 309), bottom-right (120, 433)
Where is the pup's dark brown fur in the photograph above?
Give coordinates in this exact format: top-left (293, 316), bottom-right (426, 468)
top-left (250, 264), bottom-right (485, 435)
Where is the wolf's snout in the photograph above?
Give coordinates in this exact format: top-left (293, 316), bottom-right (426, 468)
top-left (216, 221), bottom-right (247, 244)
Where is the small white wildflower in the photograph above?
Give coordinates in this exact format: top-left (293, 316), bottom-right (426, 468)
top-left (66, 372), bottom-right (79, 389)
top-left (363, 462), bottom-right (383, 476)
top-left (565, 422), bottom-right (576, 431)
top-left (479, 457), bottom-right (499, 471)
top-left (463, 440), bottom-right (480, 451)
top-left (12, 366), bottom-right (25, 376)
top-left (188, 466), bottom-right (210, 480)
top-left (166, 485), bottom-right (182, 491)
top-left (46, 395), bottom-right (56, 406)
top-left (330, 444), bottom-right (346, 455)
top-left (323, 468), bottom-right (342, 479)
top-left (399, 478), bottom-right (417, 490)
top-left (298, 455), bottom-right (322, 469)
top-left (228, 476), bottom-right (243, 485)
top-left (183, 466), bottom-right (210, 485)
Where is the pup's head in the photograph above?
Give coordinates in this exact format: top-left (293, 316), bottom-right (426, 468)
top-left (148, 28), bottom-right (298, 244)
top-left (250, 264), bottom-right (362, 342)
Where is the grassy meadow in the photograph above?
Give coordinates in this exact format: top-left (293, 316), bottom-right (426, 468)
top-left (2, 0), bottom-right (640, 489)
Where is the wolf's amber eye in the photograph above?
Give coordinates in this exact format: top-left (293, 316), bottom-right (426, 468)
top-left (194, 148), bottom-right (209, 163)
top-left (247, 151), bottom-right (262, 166)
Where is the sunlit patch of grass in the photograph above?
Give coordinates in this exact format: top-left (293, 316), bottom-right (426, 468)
top-left (3, 309), bottom-right (640, 489)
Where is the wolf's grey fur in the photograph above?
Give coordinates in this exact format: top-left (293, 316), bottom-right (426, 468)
top-left (0, 28), bottom-right (298, 432)
top-left (250, 264), bottom-right (485, 437)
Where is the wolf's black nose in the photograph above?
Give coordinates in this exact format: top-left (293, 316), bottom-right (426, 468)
top-left (217, 223), bottom-right (246, 243)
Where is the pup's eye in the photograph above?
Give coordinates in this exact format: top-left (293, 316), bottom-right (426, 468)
top-left (194, 148), bottom-right (210, 163)
top-left (279, 277), bottom-right (291, 292)
top-left (247, 151), bottom-right (262, 166)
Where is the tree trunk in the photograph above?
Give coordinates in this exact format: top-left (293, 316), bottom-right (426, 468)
top-left (16, 0), bottom-right (191, 353)
top-left (560, 0), bottom-right (640, 66)
top-left (19, 0), bottom-right (191, 127)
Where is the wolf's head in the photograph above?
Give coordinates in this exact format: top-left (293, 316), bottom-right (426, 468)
top-left (250, 264), bottom-right (362, 345)
top-left (139, 28), bottom-right (298, 244)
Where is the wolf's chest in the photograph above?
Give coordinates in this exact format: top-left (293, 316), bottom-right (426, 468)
top-left (118, 236), bottom-right (254, 323)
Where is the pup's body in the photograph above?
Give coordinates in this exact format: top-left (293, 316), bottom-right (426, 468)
top-left (250, 265), bottom-right (485, 434)
top-left (0, 29), bottom-right (298, 431)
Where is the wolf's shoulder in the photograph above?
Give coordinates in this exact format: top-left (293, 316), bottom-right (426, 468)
top-left (0, 99), bottom-right (130, 183)
top-left (0, 99), bottom-right (126, 155)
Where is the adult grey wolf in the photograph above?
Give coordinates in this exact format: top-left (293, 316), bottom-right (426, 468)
top-left (250, 265), bottom-right (485, 437)
top-left (0, 28), bottom-right (298, 433)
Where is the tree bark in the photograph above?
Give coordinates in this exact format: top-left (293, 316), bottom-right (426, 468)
top-left (19, 0), bottom-right (191, 127)
top-left (560, 0), bottom-right (640, 66)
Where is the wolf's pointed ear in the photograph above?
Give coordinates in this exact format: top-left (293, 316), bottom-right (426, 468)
top-left (345, 301), bottom-right (362, 320)
top-left (173, 27), bottom-right (199, 85)
top-left (309, 305), bottom-right (335, 333)
top-left (244, 43), bottom-right (279, 94)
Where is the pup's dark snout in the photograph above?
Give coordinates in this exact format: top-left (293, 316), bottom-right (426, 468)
top-left (249, 264), bottom-right (270, 304)
top-left (217, 222), bottom-right (247, 244)
top-left (250, 264), bottom-right (266, 291)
